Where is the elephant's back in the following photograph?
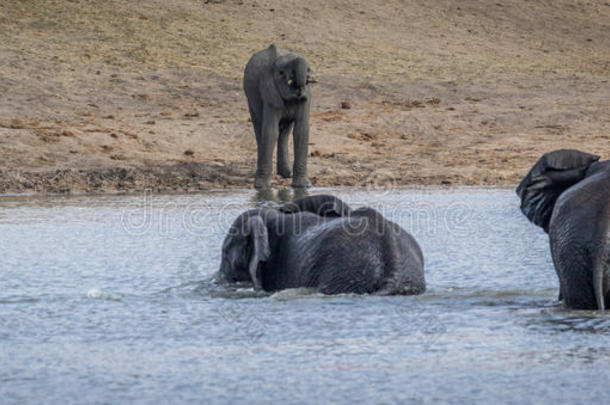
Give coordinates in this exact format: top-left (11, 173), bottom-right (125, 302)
top-left (245, 45), bottom-right (276, 68)
top-left (307, 220), bottom-right (386, 294)
top-left (300, 216), bottom-right (425, 295)
top-left (551, 171), bottom-right (610, 244)
top-left (243, 45), bottom-right (277, 93)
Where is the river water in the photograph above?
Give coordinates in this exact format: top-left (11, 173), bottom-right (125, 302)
top-left (1, 188), bottom-right (608, 404)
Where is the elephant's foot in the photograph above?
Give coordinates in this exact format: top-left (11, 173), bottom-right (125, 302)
top-left (291, 176), bottom-right (310, 188)
top-left (254, 174), bottom-right (272, 189)
top-left (277, 163), bottom-right (292, 179)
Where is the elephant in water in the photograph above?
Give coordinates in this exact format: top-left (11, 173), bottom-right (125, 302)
top-left (517, 149), bottom-right (610, 310)
top-left (243, 44), bottom-right (313, 189)
top-left (218, 195), bottom-right (426, 295)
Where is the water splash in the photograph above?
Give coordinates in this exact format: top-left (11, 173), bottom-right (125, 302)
top-left (86, 288), bottom-right (123, 301)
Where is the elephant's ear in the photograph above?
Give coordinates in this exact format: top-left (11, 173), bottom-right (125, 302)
top-left (516, 149), bottom-right (599, 232)
top-left (246, 216), bottom-right (270, 290)
top-left (280, 195), bottom-right (351, 217)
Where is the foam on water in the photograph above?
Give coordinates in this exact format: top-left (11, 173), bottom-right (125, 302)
top-left (86, 288), bottom-right (123, 301)
top-left (271, 287), bottom-right (322, 299)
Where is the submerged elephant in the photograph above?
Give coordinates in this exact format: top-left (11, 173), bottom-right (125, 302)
top-left (218, 195), bottom-right (426, 295)
top-left (278, 193), bottom-right (352, 217)
top-left (243, 44), bottom-right (313, 189)
top-left (517, 149), bottom-right (610, 310)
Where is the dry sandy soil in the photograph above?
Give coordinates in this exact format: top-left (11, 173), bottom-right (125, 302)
top-left (0, 0), bottom-right (608, 194)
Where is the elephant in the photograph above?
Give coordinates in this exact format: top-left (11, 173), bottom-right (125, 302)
top-left (218, 195), bottom-right (426, 295)
top-left (278, 193), bottom-right (352, 217)
top-left (516, 149), bottom-right (610, 310)
top-left (243, 44), bottom-right (313, 189)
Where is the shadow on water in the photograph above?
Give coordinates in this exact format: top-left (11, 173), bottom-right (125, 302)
top-left (157, 277), bottom-right (271, 300)
top-left (160, 277), bottom-right (363, 301)
top-left (522, 308), bottom-right (610, 334)
top-left (0, 296), bottom-right (40, 305)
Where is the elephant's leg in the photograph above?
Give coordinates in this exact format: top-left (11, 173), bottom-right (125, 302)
top-left (553, 240), bottom-right (597, 309)
top-left (255, 104), bottom-right (280, 189)
top-left (291, 101), bottom-right (310, 188)
top-left (277, 120), bottom-right (293, 178)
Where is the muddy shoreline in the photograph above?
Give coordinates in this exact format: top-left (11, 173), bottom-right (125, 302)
top-left (0, 159), bottom-right (502, 196)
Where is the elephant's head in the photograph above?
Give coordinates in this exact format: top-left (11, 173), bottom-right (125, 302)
top-left (279, 194), bottom-right (352, 217)
top-left (273, 53), bottom-right (312, 102)
top-left (219, 210), bottom-right (270, 290)
top-left (516, 149), bottom-right (600, 232)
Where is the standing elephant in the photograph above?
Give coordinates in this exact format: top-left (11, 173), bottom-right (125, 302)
top-left (218, 195), bottom-right (426, 295)
top-left (243, 44), bottom-right (313, 189)
top-left (517, 149), bottom-right (610, 310)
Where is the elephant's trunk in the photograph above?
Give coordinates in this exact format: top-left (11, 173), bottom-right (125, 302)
top-left (593, 259), bottom-right (605, 311)
top-left (593, 211), bottom-right (610, 311)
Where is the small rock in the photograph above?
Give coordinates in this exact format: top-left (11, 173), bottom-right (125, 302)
top-left (340, 101), bottom-right (351, 109)
top-left (348, 132), bottom-right (377, 142)
top-left (184, 110), bottom-right (200, 118)
top-left (184, 149), bottom-right (195, 156)
top-left (144, 120), bottom-right (155, 125)
top-left (309, 150), bottom-right (334, 158)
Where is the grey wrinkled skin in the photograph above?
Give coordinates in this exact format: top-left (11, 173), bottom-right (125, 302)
top-left (278, 194), bottom-right (352, 217)
top-left (243, 44), bottom-right (312, 189)
top-left (517, 149), bottom-right (610, 310)
top-left (218, 195), bottom-right (426, 295)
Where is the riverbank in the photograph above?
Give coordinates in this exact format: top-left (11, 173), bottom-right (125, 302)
top-left (1, 0), bottom-right (608, 194)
